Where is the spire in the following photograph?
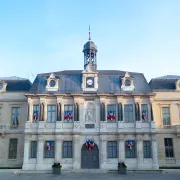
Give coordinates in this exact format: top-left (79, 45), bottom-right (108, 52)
top-left (88, 25), bottom-right (91, 40)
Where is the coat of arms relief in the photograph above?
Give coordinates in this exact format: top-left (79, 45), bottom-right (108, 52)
top-left (85, 102), bottom-right (95, 123)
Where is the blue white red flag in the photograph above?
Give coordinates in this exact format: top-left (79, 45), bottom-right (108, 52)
top-left (33, 111), bottom-right (38, 121)
top-left (64, 111), bottom-right (73, 120)
top-left (107, 111), bottom-right (116, 120)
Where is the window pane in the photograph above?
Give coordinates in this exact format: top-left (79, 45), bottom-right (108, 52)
top-left (141, 104), bottom-right (148, 121)
top-left (124, 105), bottom-right (133, 122)
top-left (162, 107), bottom-right (170, 125)
top-left (164, 138), bottom-right (174, 157)
top-left (63, 141), bottom-right (72, 158)
top-left (108, 141), bottom-right (117, 158)
top-left (30, 141), bottom-right (37, 158)
top-left (44, 141), bottom-right (55, 158)
top-left (125, 140), bottom-right (136, 158)
top-left (33, 105), bottom-right (39, 122)
top-left (64, 105), bottom-right (73, 122)
top-left (8, 139), bottom-right (18, 159)
top-left (47, 105), bottom-right (56, 123)
top-left (107, 105), bottom-right (116, 122)
top-left (143, 141), bottom-right (151, 158)
top-left (11, 107), bottom-right (20, 126)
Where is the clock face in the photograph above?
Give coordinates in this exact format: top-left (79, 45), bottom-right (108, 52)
top-left (86, 77), bottom-right (94, 88)
top-left (125, 79), bottom-right (131, 86)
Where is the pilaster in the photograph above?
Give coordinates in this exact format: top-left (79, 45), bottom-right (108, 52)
top-left (55, 136), bottom-right (63, 163)
top-left (100, 135), bottom-right (107, 169)
top-left (136, 135), bottom-right (143, 169)
top-left (22, 136), bottom-right (30, 170)
top-left (36, 136), bottom-right (44, 170)
top-left (118, 135), bottom-right (125, 162)
top-left (151, 135), bottom-right (159, 169)
top-left (73, 135), bottom-right (81, 169)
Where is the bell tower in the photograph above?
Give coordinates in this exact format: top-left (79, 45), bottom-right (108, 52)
top-left (83, 26), bottom-right (98, 70)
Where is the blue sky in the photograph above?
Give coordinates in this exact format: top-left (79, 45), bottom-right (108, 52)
top-left (0, 0), bottom-right (180, 82)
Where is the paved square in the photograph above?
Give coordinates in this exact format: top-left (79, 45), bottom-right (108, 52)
top-left (0, 171), bottom-right (180, 180)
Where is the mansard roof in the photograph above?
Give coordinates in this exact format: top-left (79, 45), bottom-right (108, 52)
top-left (0, 77), bottom-right (32, 92)
top-left (29, 70), bottom-right (152, 95)
top-left (149, 75), bottom-right (180, 90)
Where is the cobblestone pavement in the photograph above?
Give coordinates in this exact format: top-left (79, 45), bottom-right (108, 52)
top-left (0, 171), bottom-right (180, 180)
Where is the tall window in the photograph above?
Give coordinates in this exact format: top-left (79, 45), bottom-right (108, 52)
top-left (141, 104), bottom-right (148, 121)
top-left (64, 105), bottom-right (73, 122)
top-left (47, 105), bottom-right (56, 123)
top-left (107, 105), bottom-right (116, 122)
top-left (30, 141), bottom-right (37, 158)
top-left (33, 105), bottom-right (39, 122)
top-left (164, 138), bottom-right (174, 157)
top-left (8, 139), bottom-right (18, 159)
top-left (108, 141), bottom-right (117, 158)
top-left (124, 104), bottom-right (133, 122)
top-left (0, 107), bottom-right (1, 120)
top-left (143, 141), bottom-right (152, 158)
top-left (44, 141), bottom-right (55, 158)
top-left (63, 141), bottom-right (72, 158)
top-left (162, 107), bottom-right (170, 125)
top-left (11, 107), bottom-right (20, 126)
top-left (125, 140), bottom-right (136, 158)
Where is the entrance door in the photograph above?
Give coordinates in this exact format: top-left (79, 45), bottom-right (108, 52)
top-left (81, 143), bottom-right (99, 169)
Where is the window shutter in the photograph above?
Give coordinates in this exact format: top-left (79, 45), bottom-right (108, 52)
top-left (118, 103), bottom-right (123, 121)
top-left (135, 103), bottom-right (140, 121)
top-left (100, 103), bottom-right (105, 121)
top-left (74, 103), bottom-right (77, 121)
top-left (150, 104), bottom-right (154, 121)
top-left (27, 103), bottom-right (29, 121)
top-left (40, 103), bottom-right (44, 121)
top-left (76, 103), bottom-right (79, 121)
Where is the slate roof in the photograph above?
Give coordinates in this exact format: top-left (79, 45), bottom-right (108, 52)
top-left (0, 77), bottom-right (32, 92)
top-left (29, 70), bottom-right (152, 95)
top-left (149, 75), bottom-right (180, 90)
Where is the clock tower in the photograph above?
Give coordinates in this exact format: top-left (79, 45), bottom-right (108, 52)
top-left (83, 27), bottom-right (98, 71)
top-left (81, 28), bottom-right (98, 92)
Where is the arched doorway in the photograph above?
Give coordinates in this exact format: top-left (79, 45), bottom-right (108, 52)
top-left (81, 143), bottom-right (99, 169)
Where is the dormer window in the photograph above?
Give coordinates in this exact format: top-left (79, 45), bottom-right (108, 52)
top-left (0, 80), bottom-right (7, 93)
top-left (46, 73), bottom-right (59, 91)
top-left (175, 79), bottom-right (180, 91)
top-left (125, 79), bottom-right (131, 86)
top-left (121, 72), bottom-right (135, 91)
top-left (50, 80), bottom-right (56, 87)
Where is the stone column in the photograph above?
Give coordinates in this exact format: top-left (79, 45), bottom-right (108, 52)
top-left (36, 137), bottom-right (44, 170)
top-left (28, 99), bottom-right (33, 122)
top-left (55, 136), bottom-right (62, 163)
top-left (73, 135), bottom-right (81, 169)
top-left (136, 135), bottom-right (143, 169)
top-left (152, 135), bottom-right (159, 169)
top-left (100, 135), bottom-right (107, 169)
top-left (118, 135), bottom-right (125, 162)
top-left (22, 137), bottom-right (30, 170)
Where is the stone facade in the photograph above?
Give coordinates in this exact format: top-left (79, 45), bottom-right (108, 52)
top-left (0, 78), bottom-right (31, 167)
top-left (22, 94), bottom-right (159, 170)
top-left (151, 90), bottom-right (180, 167)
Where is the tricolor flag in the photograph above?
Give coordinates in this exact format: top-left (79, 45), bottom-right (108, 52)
top-left (46, 142), bottom-right (52, 151)
top-left (142, 110), bottom-right (147, 120)
top-left (107, 111), bottom-right (116, 120)
top-left (64, 111), bottom-right (73, 120)
top-left (33, 111), bottom-right (38, 121)
top-left (126, 140), bottom-right (133, 149)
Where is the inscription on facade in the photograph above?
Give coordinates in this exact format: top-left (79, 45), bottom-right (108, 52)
top-left (85, 124), bottom-right (95, 129)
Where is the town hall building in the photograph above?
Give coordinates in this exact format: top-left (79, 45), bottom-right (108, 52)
top-left (22, 35), bottom-right (159, 170)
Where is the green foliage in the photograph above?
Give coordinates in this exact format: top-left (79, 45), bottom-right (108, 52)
top-left (118, 162), bottom-right (127, 168)
top-left (52, 163), bottom-right (62, 168)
